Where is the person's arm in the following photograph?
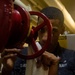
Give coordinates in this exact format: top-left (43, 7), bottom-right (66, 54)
top-left (48, 61), bottom-right (59, 75)
top-left (1, 48), bottom-right (21, 75)
top-left (42, 51), bottom-right (60, 75)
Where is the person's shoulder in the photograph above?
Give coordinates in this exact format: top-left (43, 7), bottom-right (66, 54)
top-left (66, 48), bottom-right (75, 53)
top-left (62, 47), bottom-right (75, 56)
top-left (61, 46), bottom-right (75, 52)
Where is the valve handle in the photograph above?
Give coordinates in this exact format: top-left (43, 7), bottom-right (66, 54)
top-left (17, 11), bottom-right (52, 59)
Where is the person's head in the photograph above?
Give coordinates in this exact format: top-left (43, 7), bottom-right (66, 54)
top-left (38, 7), bottom-right (65, 52)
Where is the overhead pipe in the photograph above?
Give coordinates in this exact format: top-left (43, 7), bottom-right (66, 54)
top-left (55, 0), bottom-right (75, 33)
top-left (14, 0), bottom-right (32, 11)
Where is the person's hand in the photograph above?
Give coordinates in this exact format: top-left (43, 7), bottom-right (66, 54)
top-left (36, 51), bottom-right (60, 70)
top-left (1, 48), bottom-right (21, 71)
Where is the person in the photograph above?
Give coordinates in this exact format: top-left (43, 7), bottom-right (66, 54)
top-left (0, 47), bottom-right (28, 75)
top-left (36, 6), bottom-right (75, 75)
top-left (26, 6), bottom-right (75, 75)
top-left (0, 6), bottom-right (75, 75)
